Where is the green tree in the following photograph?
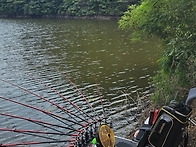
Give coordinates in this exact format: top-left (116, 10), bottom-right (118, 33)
top-left (0, 0), bottom-right (7, 14)
top-left (0, 0), bottom-right (15, 15)
top-left (119, 0), bottom-right (196, 104)
top-left (25, 0), bottom-right (41, 15)
top-left (40, 0), bottom-right (63, 14)
top-left (60, 0), bottom-right (139, 16)
top-left (0, 0), bottom-right (140, 16)
top-left (13, 0), bottom-right (26, 15)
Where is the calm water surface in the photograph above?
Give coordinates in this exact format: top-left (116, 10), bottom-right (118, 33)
top-left (0, 18), bottom-right (161, 146)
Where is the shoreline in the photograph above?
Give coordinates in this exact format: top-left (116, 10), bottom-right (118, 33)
top-left (0, 15), bottom-right (121, 20)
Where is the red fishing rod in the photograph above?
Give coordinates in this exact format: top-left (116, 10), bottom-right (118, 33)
top-left (0, 78), bottom-right (90, 125)
top-left (95, 79), bottom-right (107, 120)
top-left (0, 112), bottom-right (82, 133)
top-left (25, 73), bottom-right (96, 122)
top-left (0, 96), bottom-right (86, 128)
top-left (0, 139), bottom-right (76, 146)
top-left (62, 73), bottom-right (102, 120)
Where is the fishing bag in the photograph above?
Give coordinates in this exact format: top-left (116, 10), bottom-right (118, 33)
top-left (147, 100), bottom-right (192, 147)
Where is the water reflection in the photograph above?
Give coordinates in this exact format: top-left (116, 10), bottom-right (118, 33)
top-left (0, 18), bottom-right (161, 145)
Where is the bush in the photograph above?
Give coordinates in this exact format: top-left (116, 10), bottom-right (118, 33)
top-left (119, 0), bottom-right (196, 104)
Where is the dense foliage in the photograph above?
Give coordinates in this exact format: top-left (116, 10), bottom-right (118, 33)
top-left (0, 0), bottom-right (139, 16)
top-left (119, 0), bottom-right (196, 104)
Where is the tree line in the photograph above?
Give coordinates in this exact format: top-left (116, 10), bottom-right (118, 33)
top-left (0, 0), bottom-right (139, 17)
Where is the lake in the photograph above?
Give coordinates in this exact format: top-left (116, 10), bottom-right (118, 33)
top-left (0, 18), bottom-right (161, 146)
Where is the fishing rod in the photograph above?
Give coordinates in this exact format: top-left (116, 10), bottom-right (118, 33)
top-left (0, 128), bottom-right (79, 136)
top-left (0, 139), bottom-right (76, 146)
top-left (0, 112), bottom-right (82, 133)
top-left (0, 78), bottom-right (90, 126)
top-left (24, 73), bottom-right (96, 122)
top-left (0, 78), bottom-right (100, 145)
top-left (95, 79), bottom-right (107, 121)
top-left (0, 96), bottom-right (86, 128)
top-left (62, 73), bottom-right (102, 120)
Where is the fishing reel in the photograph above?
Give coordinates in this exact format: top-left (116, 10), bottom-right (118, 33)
top-left (95, 124), bottom-right (115, 147)
top-left (76, 123), bottom-right (115, 147)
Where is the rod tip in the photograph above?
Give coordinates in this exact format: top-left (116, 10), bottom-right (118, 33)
top-left (77, 129), bottom-right (82, 132)
top-left (82, 124), bottom-right (87, 127)
top-left (69, 139), bottom-right (76, 142)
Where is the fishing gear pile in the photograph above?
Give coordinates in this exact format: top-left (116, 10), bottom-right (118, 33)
top-left (0, 72), bottom-right (195, 147)
top-left (136, 100), bottom-right (192, 147)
